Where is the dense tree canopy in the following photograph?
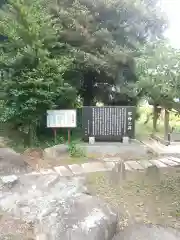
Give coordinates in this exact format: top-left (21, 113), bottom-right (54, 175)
top-left (137, 40), bottom-right (180, 135)
top-left (49, 0), bottom-right (167, 105)
top-left (0, 0), bottom-right (76, 144)
top-left (0, 0), bottom-right (171, 143)
top-left (138, 41), bottom-right (180, 108)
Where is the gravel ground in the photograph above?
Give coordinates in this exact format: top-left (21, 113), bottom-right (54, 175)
top-left (87, 166), bottom-right (180, 231)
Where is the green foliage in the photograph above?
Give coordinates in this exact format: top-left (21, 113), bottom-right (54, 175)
top-left (0, 0), bottom-right (170, 146)
top-left (68, 142), bottom-right (85, 157)
top-left (136, 106), bottom-right (180, 139)
top-left (137, 40), bottom-right (180, 109)
top-left (0, 0), bottom-right (76, 144)
top-left (50, 0), bottom-right (167, 106)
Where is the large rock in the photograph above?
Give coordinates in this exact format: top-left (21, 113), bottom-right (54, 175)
top-left (0, 148), bottom-right (32, 175)
top-left (43, 144), bottom-right (68, 160)
top-left (0, 173), bottom-right (117, 239)
top-left (113, 224), bottom-right (180, 240)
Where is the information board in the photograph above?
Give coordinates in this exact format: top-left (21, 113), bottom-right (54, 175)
top-left (82, 106), bottom-right (135, 141)
top-left (47, 110), bottom-right (76, 128)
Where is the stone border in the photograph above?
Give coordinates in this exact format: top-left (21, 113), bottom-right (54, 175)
top-left (2, 156), bottom-right (180, 178)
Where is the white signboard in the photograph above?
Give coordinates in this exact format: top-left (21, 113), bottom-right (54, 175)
top-left (47, 110), bottom-right (77, 128)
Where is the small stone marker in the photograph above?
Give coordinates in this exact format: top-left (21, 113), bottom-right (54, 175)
top-left (89, 137), bottom-right (95, 144)
top-left (122, 136), bottom-right (129, 144)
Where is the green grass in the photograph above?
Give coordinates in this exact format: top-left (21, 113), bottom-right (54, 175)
top-left (135, 106), bottom-right (180, 140)
top-left (68, 141), bottom-right (86, 158)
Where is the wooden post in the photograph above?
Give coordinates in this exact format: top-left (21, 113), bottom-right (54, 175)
top-left (68, 129), bottom-right (71, 144)
top-left (53, 128), bottom-right (57, 144)
top-left (153, 105), bottom-right (158, 132)
top-left (164, 109), bottom-right (170, 141)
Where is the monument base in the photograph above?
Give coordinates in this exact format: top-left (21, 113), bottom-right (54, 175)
top-left (78, 140), bottom-right (148, 160)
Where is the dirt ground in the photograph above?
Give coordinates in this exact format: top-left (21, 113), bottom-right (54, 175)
top-left (23, 148), bottom-right (99, 169)
top-left (0, 212), bottom-right (35, 239)
top-left (22, 147), bottom-right (156, 171)
top-left (87, 166), bottom-right (180, 231)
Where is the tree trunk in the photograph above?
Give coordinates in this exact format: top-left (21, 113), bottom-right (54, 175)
top-left (82, 71), bottom-right (95, 106)
top-left (28, 124), bottom-right (37, 147)
top-left (153, 105), bottom-right (158, 132)
top-left (83, 95), bottom-right (94, 106)
top-left (164, 109), bottom-right (170, 140)
top-left (144, 112), bottom-right (152, 125)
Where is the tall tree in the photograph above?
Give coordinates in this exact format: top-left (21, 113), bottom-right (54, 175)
top-left (137, 40), bottom-right (180, 136)
top-left (50, 0), bottom-right (167, 105)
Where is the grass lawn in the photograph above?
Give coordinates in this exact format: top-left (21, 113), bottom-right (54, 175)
top-left (136, 106), bottom-right (180, 140)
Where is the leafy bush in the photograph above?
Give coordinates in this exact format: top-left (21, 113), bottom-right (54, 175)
top-left (68, 142), bottom-right (85, 158)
